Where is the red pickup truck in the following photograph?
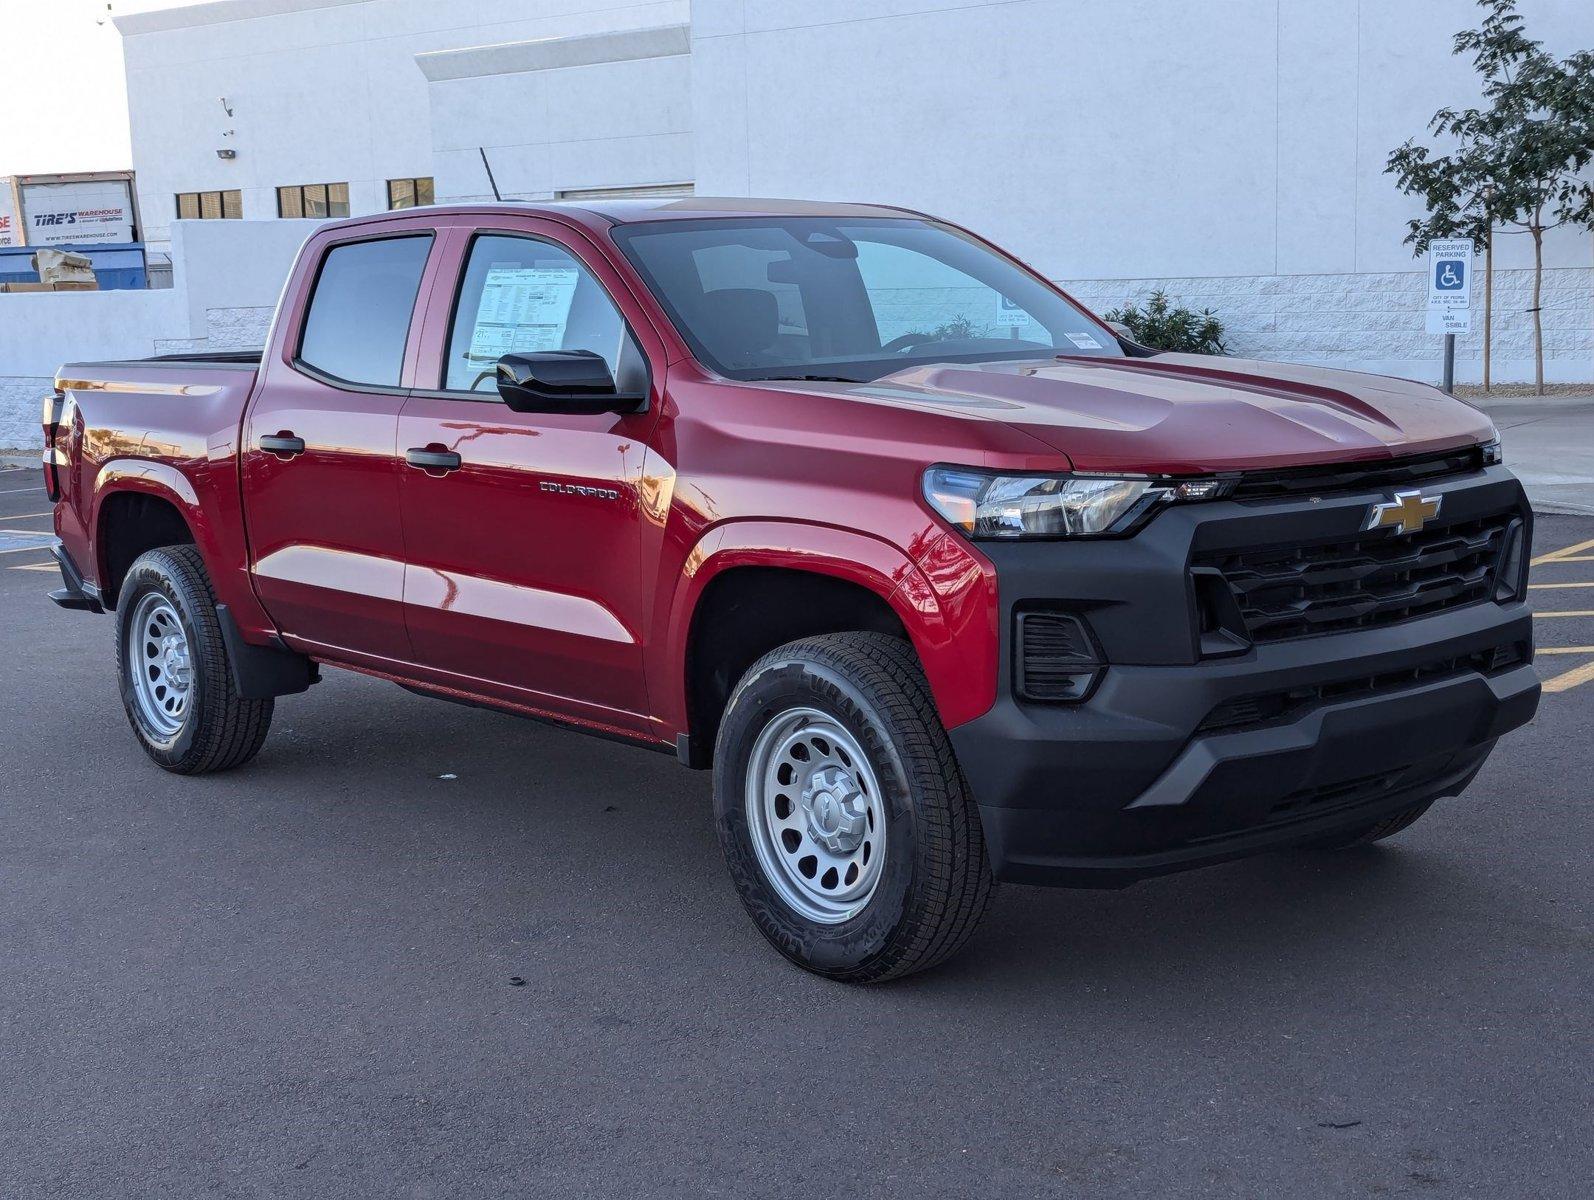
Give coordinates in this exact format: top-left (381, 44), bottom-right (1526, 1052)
top-left (43, 198), bottom-right (1539, 981)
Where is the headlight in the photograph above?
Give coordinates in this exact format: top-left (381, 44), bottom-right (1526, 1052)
top-left (923, 466), bottom-right (1170, 539)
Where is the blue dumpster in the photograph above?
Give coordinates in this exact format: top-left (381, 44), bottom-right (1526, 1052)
top-left (0, 243), bottom-right (149, 290)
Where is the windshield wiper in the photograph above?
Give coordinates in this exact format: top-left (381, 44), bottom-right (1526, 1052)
top-left (752, 373), bottom-right (863, 383)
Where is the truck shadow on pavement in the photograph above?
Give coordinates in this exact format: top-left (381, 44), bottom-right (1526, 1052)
top-left (229, 670), bottom-right (1485, 1010)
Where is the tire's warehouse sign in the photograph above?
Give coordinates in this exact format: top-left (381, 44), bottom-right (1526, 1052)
top-left (12, 178), bottom-right (137, 247)
top-left (0, 187), bottom-right (17, 248)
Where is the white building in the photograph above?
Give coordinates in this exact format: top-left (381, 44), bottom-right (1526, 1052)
top-left (2, 0), bottom-right (1589, 447)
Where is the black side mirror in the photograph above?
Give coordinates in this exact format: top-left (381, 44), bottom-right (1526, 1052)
top-left (495, 350), bottom-right (646, 415)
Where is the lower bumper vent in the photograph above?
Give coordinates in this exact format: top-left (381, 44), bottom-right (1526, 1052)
top-left (1195, 640), bottom-right (1529, 735)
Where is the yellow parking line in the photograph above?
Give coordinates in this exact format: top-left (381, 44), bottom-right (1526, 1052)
top-left (1533, 536), bottom-right (1594, 565)
top-left (1529, 582), bottom-right (1594, 590)
top-left (1539, 646), bottom-right (1594, 655)
top-left (10, 562), bottom-right (57, 572)
top-left (1543, 659), bottom-right (1594, 694)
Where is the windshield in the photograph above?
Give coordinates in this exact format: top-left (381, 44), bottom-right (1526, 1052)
top-left (611, 217), bottom-right (1122, 382)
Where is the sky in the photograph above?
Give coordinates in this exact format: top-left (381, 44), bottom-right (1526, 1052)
top-left (0, 0), bottom-right (213, 176)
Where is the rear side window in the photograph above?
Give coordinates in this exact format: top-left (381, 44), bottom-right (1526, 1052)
top-left (298, 235), bottom-right (433, 387)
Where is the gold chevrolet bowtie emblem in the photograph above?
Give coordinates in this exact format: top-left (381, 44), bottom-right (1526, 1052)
top-left (1365, 490), bottom-right (1442, 536)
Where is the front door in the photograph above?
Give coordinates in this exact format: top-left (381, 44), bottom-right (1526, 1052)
top-left (395, 227), bottom-right (661, 731)
top-left (242, 230), bottom-right (435, 663)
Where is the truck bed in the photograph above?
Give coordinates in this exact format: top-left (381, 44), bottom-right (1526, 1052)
top-left (62, 349), bottom-right (263, 372)
top-left (48, 354), bottom-right (265, 619)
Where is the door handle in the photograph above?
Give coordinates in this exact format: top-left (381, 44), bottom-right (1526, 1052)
top-left (405, 446), bottom-right (463, 473)
top-left (259, 433), bottom-right (306, 457)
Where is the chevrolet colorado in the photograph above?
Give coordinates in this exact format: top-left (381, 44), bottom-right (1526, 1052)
top-left (42, 198), bottom-right (1540, 981)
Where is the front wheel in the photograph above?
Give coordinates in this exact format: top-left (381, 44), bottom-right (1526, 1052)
top-left (115, 545), bottom-right (274, 774)
top-left (713, 632), bottom-right (995, 982)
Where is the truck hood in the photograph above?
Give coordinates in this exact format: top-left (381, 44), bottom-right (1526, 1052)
top-left (799, 354), bottom-right (1495, 474)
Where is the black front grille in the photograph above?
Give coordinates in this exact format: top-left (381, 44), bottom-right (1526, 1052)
top-left (1194, 511), bottom-right (1516, 643)
top-left (1195, 640), bottom-right (1528, 734)
top-left (1226, 447), bottom-right (1485, 501)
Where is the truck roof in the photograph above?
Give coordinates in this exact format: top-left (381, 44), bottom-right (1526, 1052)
top-left (316, 196), bottom-right (924, 236)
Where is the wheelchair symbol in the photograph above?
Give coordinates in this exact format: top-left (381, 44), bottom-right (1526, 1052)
top-left (1434, 260), bottom-right (1465, 291)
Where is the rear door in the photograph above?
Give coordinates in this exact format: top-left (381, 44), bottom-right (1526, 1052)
top-left (242, 225), bottom-right (440, 663)
top-left (394, 218), bottom-right (664, 733)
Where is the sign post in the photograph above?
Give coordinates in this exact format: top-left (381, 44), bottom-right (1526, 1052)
top-left (1426, 238), bottom-right (1473, 395)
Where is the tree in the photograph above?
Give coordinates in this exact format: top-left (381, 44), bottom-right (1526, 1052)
top-left (1385, 0), bottom-right (1594, 395)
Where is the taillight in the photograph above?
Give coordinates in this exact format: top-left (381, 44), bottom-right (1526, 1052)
top-left (41, 388), bottom-right (64, 501)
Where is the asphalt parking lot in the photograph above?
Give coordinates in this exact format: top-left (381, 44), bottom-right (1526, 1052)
top-left (1, 469), bottom-right (1589, 1199)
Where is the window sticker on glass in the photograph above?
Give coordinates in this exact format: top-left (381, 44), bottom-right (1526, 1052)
top-left (465, 264), bottom-right (580, 363)
top-left (1065, 331), bottom-right (1103, 350)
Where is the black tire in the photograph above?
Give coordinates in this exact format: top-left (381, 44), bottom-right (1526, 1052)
top-left (1303, 801), bottom-right (1435, 850)
top-left (114, 545), bottom-right (273, 774)
top-left (713, 632), bottom-right (995, 983)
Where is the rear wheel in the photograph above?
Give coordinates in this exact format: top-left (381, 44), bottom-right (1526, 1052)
top-left (1304, 801), bottom-right (1435, 850)
top-left (713, 632), bottom-right (994, 982)
top-left (115, 545), bottom-right (273, 774)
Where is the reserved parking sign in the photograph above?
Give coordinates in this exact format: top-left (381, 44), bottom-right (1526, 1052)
top-left (1426, 238), bottom-right (1473, 335)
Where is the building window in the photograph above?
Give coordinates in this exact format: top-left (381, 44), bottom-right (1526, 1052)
top-left (554, 183), bottom-right (694, 200)
top-left (387, 177), bottom-right (434, 210)
top-left (175, 190), bottom-right (242, 220)
top-left (277, 182), bottom-right (350, 219)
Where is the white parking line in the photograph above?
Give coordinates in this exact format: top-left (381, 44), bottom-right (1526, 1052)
top-left (0, 531), bottom-right (55, 552)
top-left (1528, 582), bottom-right (1594, 590)
top-left (1533, 611), bottom-right (1594, 619)
top-left (0, 485), bottom-right (44, 495)
top-left (0, 511), bottom-right (52, 522)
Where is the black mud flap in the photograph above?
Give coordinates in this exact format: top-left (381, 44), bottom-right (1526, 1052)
top-left (216, 603), bottom-right (317, 699)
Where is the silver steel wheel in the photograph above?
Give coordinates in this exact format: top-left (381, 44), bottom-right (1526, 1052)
top-left (126, 592), bottom-right (194, 740)
top-left (745, 706), bottom-right (887, 924)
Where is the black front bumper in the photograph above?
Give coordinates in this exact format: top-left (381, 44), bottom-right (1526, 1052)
top-left (949, 465), bottom-right (1541, 888)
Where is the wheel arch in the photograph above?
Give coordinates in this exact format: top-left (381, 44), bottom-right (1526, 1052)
top-left (92, 465), bottom-right (205, 610)
top-left (662, 521), bottom-right (993, 767)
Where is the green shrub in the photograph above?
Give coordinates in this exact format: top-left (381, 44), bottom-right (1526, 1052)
top-left (1104, 290), bottom-right (1227, 355)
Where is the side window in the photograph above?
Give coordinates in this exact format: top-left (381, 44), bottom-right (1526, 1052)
top-left (298, 235), bottom-right (433, 388)
top-left (444, 235), bottom-right (627, 393)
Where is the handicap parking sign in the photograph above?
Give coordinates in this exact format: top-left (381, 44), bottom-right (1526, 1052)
top-left (1425, 238), bottom-right (1473, 334)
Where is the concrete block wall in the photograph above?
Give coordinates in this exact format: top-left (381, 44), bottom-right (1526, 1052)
top-left (1067, 267), bottom-right (1594, 386)
top-left (0, 301), bottom-right (275, 448)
